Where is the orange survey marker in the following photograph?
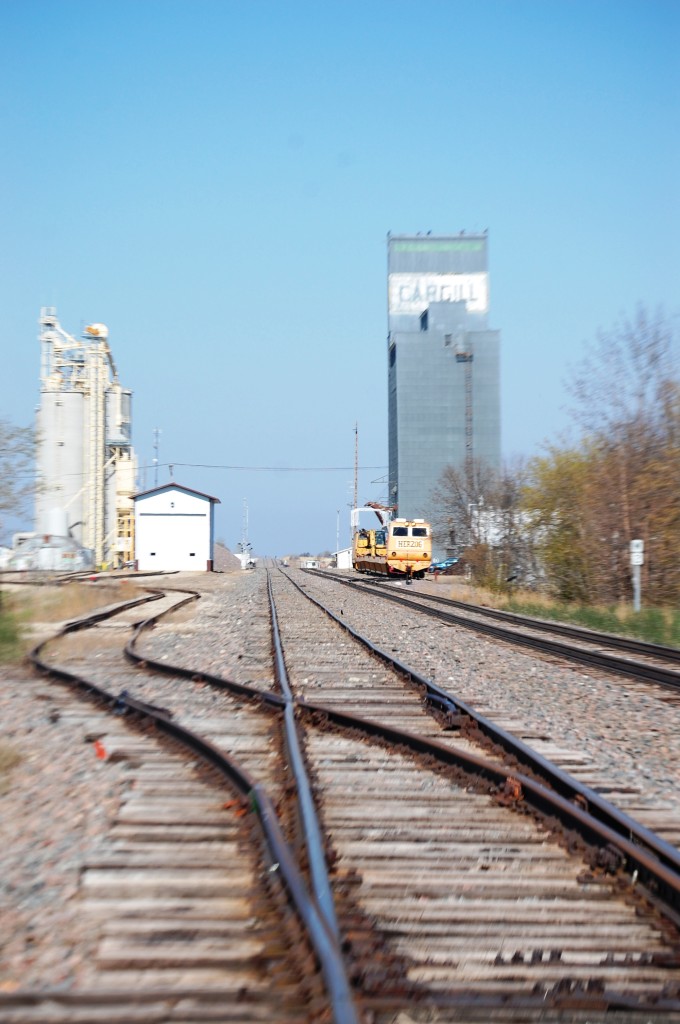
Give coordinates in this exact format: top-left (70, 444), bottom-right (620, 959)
top-left (504, 777), bottom-right (523, 801)
top-left (93, 739), bottom-right (107, 760)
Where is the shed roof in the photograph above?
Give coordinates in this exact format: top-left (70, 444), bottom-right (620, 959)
top-left (133, 483), bottom-right (221, 504)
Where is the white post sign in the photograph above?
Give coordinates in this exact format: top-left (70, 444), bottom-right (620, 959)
top-left (630, 539), bottom-right (644, 611)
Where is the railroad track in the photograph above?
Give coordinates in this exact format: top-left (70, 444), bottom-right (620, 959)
top-left (267, 568), bottom-right (680, 1018)
top-left (1, 582), bottom-right (345, 1023)
top-left (126, 568), bottom-right (680, 1017)
top-left (305, 568), bottom-right (680, 691)
top-left (3, 570), bottom-right (680, 1021)
top-left (292, 568), bottom-right (680, 850)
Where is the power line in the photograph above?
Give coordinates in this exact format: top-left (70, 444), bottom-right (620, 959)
top-left (154, 462), bottom-right (388, 472)
top-left (21, 462), bottom-right (388, 482)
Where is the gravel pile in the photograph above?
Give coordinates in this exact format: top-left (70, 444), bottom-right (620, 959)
top-left (212, 542), bottom-right (242, 573)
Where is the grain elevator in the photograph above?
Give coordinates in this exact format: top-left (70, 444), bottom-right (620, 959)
top-left (387, 233), bottom-right (501, 520)
top-left (35, 308), bottom-right (137, 567)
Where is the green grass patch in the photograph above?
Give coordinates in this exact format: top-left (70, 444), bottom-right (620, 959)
top-left (503, 597), bottom-right (680, 647)
top-left (0, 599), bottom-right (23, 663)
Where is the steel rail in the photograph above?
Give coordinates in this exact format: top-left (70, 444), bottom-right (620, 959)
top-left (283, 568), bottom-right (680, 892)
top-left (88, 576), bottom-right (680, 950)
top-left (97, 575), bottom-right (680, 941)
top-left (424, 588), bottom-right (680, 663)
top-left (306, 569), bottom-right (680, 689)
top-left (0, 568), bottom-right (180, 586)
top-left (120, 693), bottom-right (358, 1024)
top-left (295, 698), bottom-right (680, 925)
top-left (267, 572), bottom-right (344, 948)
top-left (317, 569), bottom-right (680, 665)
top-left (29, 594), bottom-right (360, 1024)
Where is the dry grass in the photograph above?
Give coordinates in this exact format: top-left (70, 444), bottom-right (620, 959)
top-left (441, 580), bottom-right (679, 646)
top-left (443, 580), bottom-right (515, 608)
top-left (0, 580), bottom-right (142, 661)
top-left (17, 581), bottom-right (137, 623)
top-left (0, 742), bottom-right (22, 795)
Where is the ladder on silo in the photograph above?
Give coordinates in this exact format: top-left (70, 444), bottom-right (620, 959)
top-left (455, 348), bottom-right (473, 484)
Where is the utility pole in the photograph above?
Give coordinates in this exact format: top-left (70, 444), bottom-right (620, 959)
top-left (153, 428), bottom-right (161, 487)
top-left (354, 422), bottom-right (358, 512)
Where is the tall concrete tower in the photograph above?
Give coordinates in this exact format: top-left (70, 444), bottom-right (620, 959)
top-left (36, 308), bottom-right (137, 567)
top-left (387, 232), bottom-right (500, 520)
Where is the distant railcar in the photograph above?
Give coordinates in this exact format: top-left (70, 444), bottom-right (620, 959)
top-left (352, 518), bottom-right (432, 578)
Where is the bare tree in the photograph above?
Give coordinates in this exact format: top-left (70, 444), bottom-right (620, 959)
top-left (429, 459), bottom-right (498, 553)
top-left (0, 418), bottom-right (35, 539)
top-left (527, 306), bottom-right (680, 604)
top-left (430, 459), bottom-right (539, 590)
top-left (567, 304), bottom-right (677, 439)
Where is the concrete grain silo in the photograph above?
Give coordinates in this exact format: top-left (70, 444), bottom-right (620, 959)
top-left (35, 308), bottom-right (137, 568)
top-left (36, 385), bottom-right (85, 539)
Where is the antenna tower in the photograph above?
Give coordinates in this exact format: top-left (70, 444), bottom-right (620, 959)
top-left (153, 428), bottom-right (161, 487)
top-left (241, 498), bottom-right (249, 554)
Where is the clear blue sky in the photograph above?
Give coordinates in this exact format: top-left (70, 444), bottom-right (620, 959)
top-left (1, 0), bottom-right (678, 554)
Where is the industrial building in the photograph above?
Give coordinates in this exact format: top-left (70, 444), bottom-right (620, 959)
top-left (134, 484), bottom-right (220, 571)
top-left (387, 232), bottom-right (501, 521)
top-left (35, 308), bottom-right (136, 568)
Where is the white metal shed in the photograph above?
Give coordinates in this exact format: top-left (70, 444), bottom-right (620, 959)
top-left (333, 547), bottom-right (353, 570)
top-left (133, 484), bottom-right (220, 571)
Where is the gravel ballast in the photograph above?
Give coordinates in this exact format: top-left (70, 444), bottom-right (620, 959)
top-left (2, 566), bottom-right (680, 993)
